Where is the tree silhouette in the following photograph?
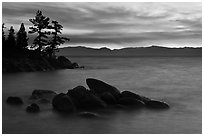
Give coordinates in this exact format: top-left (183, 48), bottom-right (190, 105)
top-left (7, 26), bottom-right (16, 48)
top-left (46, 20), bottom-right (70, 58)
top-left (16, 23), bottom-right (29, 49)
top-left (2, 23), bottom-right (6, 45)
top-left (29, 10), bottom-right (51, 56)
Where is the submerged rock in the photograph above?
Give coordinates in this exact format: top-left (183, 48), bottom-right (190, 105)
top-left (37, 98), bottom-right (50, 103)
top-left (26, 103), bottom-right (40, 112)
top-left (6, 96), bottom-right (23, 105)
top-left (32, 89), bottom-right (57, 96)
top-left (52, 93), bottom-right (76, 112)
top-left (86, 78), bottom-right (121, 99)
top-left (145, 100), bottom-right (170, 109)
top-left (118, 97), bottom-right (145, 107)
top-left (31, 89), bottom-right (57, 100)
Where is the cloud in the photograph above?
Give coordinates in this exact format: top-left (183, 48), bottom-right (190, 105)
top-left (2, 2), bottom-right (202, 48)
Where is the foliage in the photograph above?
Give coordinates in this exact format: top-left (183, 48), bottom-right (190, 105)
top-left (2, 23), bottom-right (6, 45)
top-left (29, 10), bottom-right (51, 56)
top-left (46, 20), bottom-right (70, 57)
top-left (3, 10), bottom-right (69, 58)
top-left (16, 23), bottom-right (29, 49)
top-left (7, 26), bottom-right (16, 48)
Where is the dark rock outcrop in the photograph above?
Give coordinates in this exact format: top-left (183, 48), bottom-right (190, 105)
top-left (6, 96), bottom-right (23, 105)
top-left (52, 93), bottom-right (76, 112)
top-left (86, 78), bottom-right (121, 99)
top-left (67, 86), bottom-right (88, 101)
top-left (3, 56), bottom-right (83, 73)
top-left (72, 62), bottom-right (79, 68)
top-left (26, 103), bottom-right (40, 112)
top-left (67, 86), bottom-right (90, 108)
top-left (100, 92), bottom-right (117, 105)
top-left (118, 97), bottom-right (145, 107)
top-left (7, 78), bottom-right (170, 115)
top-left (145, 100), bottom-right (170, 109)
top-left (57, 56), bottom-right (73, 69)
top-left (121, 91), bottom-right (151, 103)
top-left (80, 93), bottom-right (107, 109)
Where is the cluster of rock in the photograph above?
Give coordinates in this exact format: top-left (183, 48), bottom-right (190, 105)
top-left (6, 78), bottom-right (169, 114)
top-left (3, 56), bottom-right (84, 73)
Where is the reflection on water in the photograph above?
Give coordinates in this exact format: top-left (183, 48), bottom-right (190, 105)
top-left (2, 57), bottom-right (202, 134)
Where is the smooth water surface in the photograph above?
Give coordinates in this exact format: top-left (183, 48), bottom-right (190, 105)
top-left (2, 57), bottom-right (202, 134)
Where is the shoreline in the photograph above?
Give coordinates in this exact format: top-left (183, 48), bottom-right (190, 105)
top-left (2, 56), bottom-right (83, 73)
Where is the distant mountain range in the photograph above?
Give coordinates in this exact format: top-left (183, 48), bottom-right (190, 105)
top-left (57, 46), bottom-right (202, 57)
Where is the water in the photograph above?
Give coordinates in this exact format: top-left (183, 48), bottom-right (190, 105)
top-left (2, 57), bottom-right (202, 134)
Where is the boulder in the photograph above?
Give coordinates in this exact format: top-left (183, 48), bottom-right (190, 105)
top-left (118, 97), bottom-right (145, 107)
top-left (31, 89), bottom-right (57, 100)
top-left (100, 92), bottom-right (117, 105)
top-left (6, 96), bottom-right (23, 105)
top-left (67, 86), bottom-right (88, 100)
top-left (121, 91), bottom-right (151, 103)
top-left (80, 93), bottom-right (107, 109)
top-left (86, 78), bottom-right (121, 99)
top-left (52, 93), bottom-right (76, 112)
top-left (145, 100), bottom-right (170, 109)
top-left (67, 86), bottom-right (90, 108)
top-left (72, 62), bottom-right (79, 68)
top-left (57, 56), bottom-right (73, 69)
top-left (26, 103), bottom-right (40, 112)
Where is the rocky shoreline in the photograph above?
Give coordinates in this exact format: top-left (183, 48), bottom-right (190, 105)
top-left (6, 78), bottom-right (169, 117)
top-left (2, 56), bottom-right (84, 73)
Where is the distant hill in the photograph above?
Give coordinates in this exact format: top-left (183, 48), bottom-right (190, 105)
top-left (57, 46), bottom-right (202, 57)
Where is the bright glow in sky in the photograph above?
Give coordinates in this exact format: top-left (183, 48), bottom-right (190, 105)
top-left (2, 2), bottom-right (202, 49)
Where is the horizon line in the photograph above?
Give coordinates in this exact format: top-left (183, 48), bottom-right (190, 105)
top-left (59, 45), bottom-right (202, 50)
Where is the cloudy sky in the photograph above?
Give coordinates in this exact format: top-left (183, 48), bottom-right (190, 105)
top-left (2, 2), bottom-right (202, 49)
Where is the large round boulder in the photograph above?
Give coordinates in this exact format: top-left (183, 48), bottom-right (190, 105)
top-left (100, 92), bottom-right (117, 105)
top-left (121, 91), bottom-right (151, 103)
top-left (67, 86), bottom-right (88, 100)
top-left (80, 93), bottom-right (107, 109)
top-left (52, 93), bottom-right (76, 112)
top-left (86, 78), bottom-right (121, 99)
top-left (145, 100), bottom-right (170, 109)
top-left (118, 97), bottom-right (145, 107)
top-left (67, 86), bottom-right (90, 108)
top-left (6, 96), bottom-right (23, 105)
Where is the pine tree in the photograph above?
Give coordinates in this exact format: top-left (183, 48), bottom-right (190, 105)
top-left (16, 23), bottom-right (29, 49)
top-left (46, 20), bottom-right (70, 58)
top-left (2, 23), bottom-right (6, 45)
top-left (29, 10), bottom-right (51, 56)
top-left (7, 26), bottom-right (16, 48)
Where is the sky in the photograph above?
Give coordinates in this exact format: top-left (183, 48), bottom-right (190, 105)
top-left (2, 2), bottom-right (202, 49)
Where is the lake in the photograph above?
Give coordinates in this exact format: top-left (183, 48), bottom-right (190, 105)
top-left (2, 57), bottom-right (202, 134)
